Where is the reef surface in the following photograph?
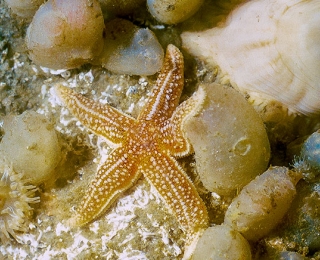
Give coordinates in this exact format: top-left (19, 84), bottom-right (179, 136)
top-left (0, 0), bottom-right (320, 259)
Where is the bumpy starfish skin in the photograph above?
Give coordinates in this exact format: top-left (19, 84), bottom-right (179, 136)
top-left (55, 44), bottom-right (208, 236)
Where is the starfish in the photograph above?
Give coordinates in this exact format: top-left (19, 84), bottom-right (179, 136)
top-left (55, 45), bottom-right (208, 242)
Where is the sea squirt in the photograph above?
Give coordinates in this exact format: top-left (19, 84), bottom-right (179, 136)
top-left (26, 0), bottom-right (104, 69)
top-left (293, 130), bottom-right (320, 181)
top-left (192, 225), bottom-right (252, 260)
top-left (98, 0), bottom-right (145, 16)
top-left (0, 111), bottom-right (61, 185)
top-left (280, 181), bottom-right (320, 253)
top-left (183, 83), bottom-right (270, 196)
top-left (224, 166), bottom-right (302, 241)
top-left (300, 130), bottom-right (320, 171)
top-left (100, 19), bottom-right (164, 75)
top-left (147, 0), bottom-right (204, 24)
top-left (181, 0), bottom-right (320, 115)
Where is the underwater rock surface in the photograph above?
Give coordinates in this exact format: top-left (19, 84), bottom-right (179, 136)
top-left (1, 0), bottom-right (320, 259)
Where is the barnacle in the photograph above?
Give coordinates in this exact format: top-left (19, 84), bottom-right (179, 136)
top-left (0, 164), bottom-right (39, 243)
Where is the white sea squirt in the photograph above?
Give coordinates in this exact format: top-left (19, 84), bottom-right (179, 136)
top-left (181, 0), bottom-right (320, 115)
top-left (224, 166), bottom-right (302, 241)
top-left (0, 111), bottom-right (62, 186)
top-left (192, 225), bottom-right (252, 260)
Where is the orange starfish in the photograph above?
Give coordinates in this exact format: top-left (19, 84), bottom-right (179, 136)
top-left (55, 45), bottom-right (208, 249)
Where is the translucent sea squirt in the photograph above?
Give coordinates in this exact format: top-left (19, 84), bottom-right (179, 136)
top-left (192, 225), bottom-right (252, 260)
top-left (224, 166), bottom-right (302, 241)
top-left (100, 19), bottom-right (164, 75)
top-left (147, 0), bottom-right (204, 24)
top-left (183, 83), bottom-right (270, 195)
top-left (26, 0), bottom-right (104, 69)
top-left (0, 111), bottom-right (61, 185)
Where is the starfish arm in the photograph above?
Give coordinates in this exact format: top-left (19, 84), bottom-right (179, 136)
top-left (71, 147), bottom-right (141, 226)
top-left (166, 86), bottom-right (206, 157)
top-left (138, 44), bottom-right (184, 124)
top-left (141, 152), bottom-right (209, 235)
top-left (55, 85), bottom-right (136, 145)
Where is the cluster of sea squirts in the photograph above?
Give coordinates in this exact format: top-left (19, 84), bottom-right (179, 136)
top-left (6, 0), bottom-right (202, 75)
